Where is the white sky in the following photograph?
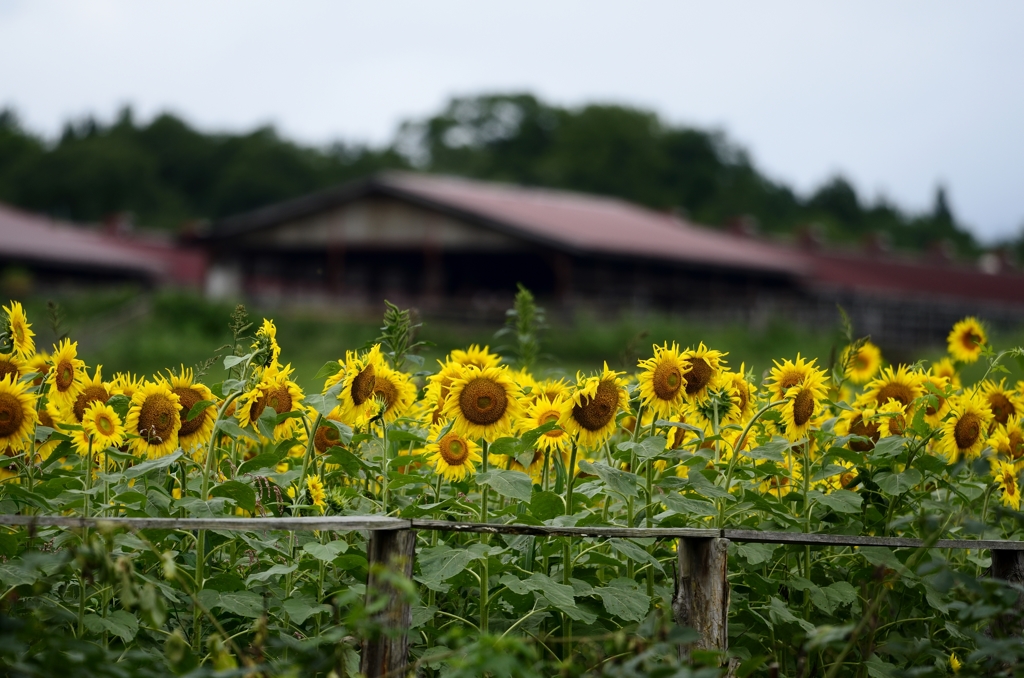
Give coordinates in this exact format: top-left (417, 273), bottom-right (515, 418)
top-left (1, 1), bottom-right (1022, 242)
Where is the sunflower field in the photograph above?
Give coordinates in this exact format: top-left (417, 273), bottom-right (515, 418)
top-left (2, 290), bottom-right (1024, 677)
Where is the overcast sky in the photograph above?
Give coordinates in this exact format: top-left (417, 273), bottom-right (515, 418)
top-left (1, 1), bottom-right (1022, 242)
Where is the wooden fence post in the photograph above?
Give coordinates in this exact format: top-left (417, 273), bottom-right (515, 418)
top-left (673, 537), bottom-right (730, 658)
top-left (360, 529), bottom-right (416, 678)
top-left (990, 549), bottom-right (1024, 638)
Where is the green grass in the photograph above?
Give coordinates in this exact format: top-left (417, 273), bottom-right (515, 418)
top-left (17, 287), bottom-right (1024, 392)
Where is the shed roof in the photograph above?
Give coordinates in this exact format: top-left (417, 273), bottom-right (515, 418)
top-left (0, 203), bottom-right (164, 279)
top-left (208, 172), bottom-right (809, 277)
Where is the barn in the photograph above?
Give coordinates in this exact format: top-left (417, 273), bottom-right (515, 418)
top-left (197, 172), bottom-right (1024, 345)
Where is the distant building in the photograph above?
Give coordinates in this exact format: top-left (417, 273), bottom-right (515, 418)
top-left (0, 202), bottom-right (205, 290)
top-left (198, 172), bottom-right (1024, 346)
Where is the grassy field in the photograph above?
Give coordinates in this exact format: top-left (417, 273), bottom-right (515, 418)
top-left (18, 286), bottom-right (1024, 392)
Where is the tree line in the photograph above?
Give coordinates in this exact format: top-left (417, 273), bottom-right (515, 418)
top-left (0, 94), bottom-right (997, 256)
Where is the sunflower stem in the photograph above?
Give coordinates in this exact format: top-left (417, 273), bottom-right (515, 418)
top-left (479, 440), bottom-right (490, 633)
top-left (563, 439), bottom-right (578, 659)
top-left (718, 399), bottom-right (787, 529)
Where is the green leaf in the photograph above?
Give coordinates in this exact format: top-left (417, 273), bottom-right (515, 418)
top-left (239, 449), bottom-right (289, 474)
top-left (824, 581), bottom-right (858, 609)
top-left (209, 481), bottom-right (256, 512)
top-left (618, 436), bottom-right (667, 460)
top-left (282, 596), bottom-right (331, 624)
top-left (186, 399), bottom-right (216, 422)
top-left (874, 469), bottom-right (922, 496)
top-left (734, 542), bottom-right (777, 566)
top-left (577, 460), bottom-right (639, 498)
top-left (215, 419), bottom-right (260, 443)
top-left (609, 539), bottom-right (664, 574)
top-left (325, 446), bottom-right (370, 476)
top-left (864, 654), bottom-right (899, 678)
top-left (83, 611), bottom-right (139, 642)
top-left (872, 436), bottom-right (909, 458)
top-left (314, 360), bottom-right (342, 380)
top-left (684, 470), bottom-right (732, 500)
top-left (743, 439), bottom-right (789, 462)
top-left (0, 533), bottom-right (17, 559)
top-left (812, 489), bottom-right (862, 514)
top-left (500, 572), bottom-right (575, 608)
top-left (767, 596), bottom-right (814, 632)
top-left (223, 354), bottom-right (250, 370)
top-left (245, 563), bottom-right (298, 586)
top-left (530, 491), bottom-right (564, 521)
top-left (661, 493), bottom-right (717, 517)
top-left (476, 469), bottom-right (533, 502)
top-left (520, 421), bottom-right (559, 450)
top-left (303, 541), bottom-right (348, 562)
top-left (212, 590), bottom-right (264, 617)
top-left (593, 578), bottom-right (650, 622)
top-left (859, 547), bottom-right (916, 580)
top-left (106, 394), bottom-right (131, 421)
top-left (123, 450), bottom-right (183, 480)
top-left (418, 544), bottom-right (488, 583)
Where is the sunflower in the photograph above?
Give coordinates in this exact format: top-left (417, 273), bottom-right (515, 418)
top-left (691, 373), bottom-right (745, 427)
top-left (424, 360), bottom-right (467, 426)
top-left (947, 317), bottom-right (986, 364)
top-left (510, 367), bottom-right (538, 399)
top-left (565, 363), bottom-right (628, 449)
top-left (26, 351), bottom-right (49, 386)
top-left (3, 301), bottom-right (34, 357)
top-left (981, 379), bottom-right (1023, 428)
top-left (425, 419), bottom-right (482, 481)
top-left (680, 343), bottom-right (726, 404)
top-left (237, 368), bottom-right (305, 440)
top-left (78, 401), bottom-right (126, 453)
top-left (450, 344), bottom-right (502, 370)
top-left (306, 474), bottom-right (326, 511)
top-left (860, 365), bottom-right (925, 411)
top-left (0, 352), bottom-right (24, 385)
top-left (370, 364), bottom-right (417, 425)
top-left (991, 416), bottom-right (1024, 461)
top-left (337, 344), bottom-right (384, 426)
top-left (519, 394), bottom-right (571, 454)
top-left (780, 365), bottom-right (828, 442)
top-left (312, 412), bottom-right (348, 454)
top-left (637, 342), bottom-right (688, 418)
top-left (167, 367), bottom-right (217, 455)
top-left (252, 318), bottom-right (282, 374)
top-left (921, 373), bottom-right (951, 427)
top-left (992, 459), bottom-right (1022, 511)
top-left (843, 341), bottom-right (882, 384)
top-left (876, 399), bottom-right (908, 438)
top-left (767, 355), bottom-right (818, 403)
top-left (125, 380), bottom-right (182, 458)
top-left (835, 409), bottom-right (876, 450)
top-left (443, 365), bottom-right (523, 442)
top-left (723, 365), bottom-right (756, 423)
top-left (0, 375), bottom-right (38, 452)
top-left (110, 372), bottom-right (143, 399)
top-left (46, 339), bottom-right (86, 412)
top-left (34, 402), bottom-right (62, 461)
top-left (931, 357), bottom-right (961, 389)
top-left (938, 392), bottom-right (992, 463)
top-left (536, 378), bottom-right (570, 404)
top-left (68, 365), bottom-right (109, 423)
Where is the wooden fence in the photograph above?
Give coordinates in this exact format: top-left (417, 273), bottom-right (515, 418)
top-left (2, 514), bottom-right (1022, 676)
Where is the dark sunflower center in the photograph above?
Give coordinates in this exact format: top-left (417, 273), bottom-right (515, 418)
top-left (853, 354), bottom-right (868, 370)
top-left (438, 432), bottom-right (470, 465)
top-left (351, 364), bottom-right (376, 406)
top-left (55, 360), bottom-right (75, 391)
top-left (73, 385), bottom-right (109, 422)
top-left (1009, 431), bottom-right (1024, 460)
top-left (653, 361), bottom-right (682, 400)
top-left (849, 414), bottom-right (880, 452)
top-left (792, 388), bottom-right (815, 427)
top-left (0, 360), bottom-right (19, 383)
top-left (37, 408), bottom-right (53, 428)
top-left (988, 393), bottom-right (1015, 426)
top-left (1006, 474), bottom-right (1018, 497)
top-left (265, 386), bottom-right (292, 416)
top-left (840, 472), bottom-right (856, 489)
top-left (925, 394), bottom-right (946, 416)
top-left (888, 412), bottom-right (907, 436)
top-left (778, 373), bottom-right (802, 394)
top-left (0, 393), bottom-right (24, 437)
top-left (458, 377), bottom-right (508, 426)
top-left (138, 394), bottom-right (177, 444)
top-left (876, 383), bottom-right (913, 408)
top-left (963, 332), bottom-right (982, 350)
top-left (96, 414), bottom-right (116, 437)
top-left (953, 412), bottom-right (981, 450)
top-left (373, 377), bottom-right (399, 412)
top-left (572, 380), bottom-right (619, 432)
top-left (684, 358), bottom-right (713, 396)
top-left (736, 382), bottom-right (749, 413)
top-left (314, 419), bottom-right (343, 453)
top-left (173, 387), bottom-right (206, 436)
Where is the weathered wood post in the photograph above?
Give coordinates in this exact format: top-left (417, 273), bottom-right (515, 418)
top-left (673, 537), bottom-right (730, 658)
top-left (990, 548), bottom-right (1024, 638)
top-left (360, 529), bottom-right (416, 678)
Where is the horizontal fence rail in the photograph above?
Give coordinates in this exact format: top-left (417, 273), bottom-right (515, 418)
top-left (4, 513), bottom-right (1022, 675)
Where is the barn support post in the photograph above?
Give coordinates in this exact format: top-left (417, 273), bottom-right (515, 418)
top-left (360, 529), bottom-right (416, 678)
top-left (990, 549), bottom-right (1024, 638)
top-left (673, 537), bottom-right (730, 661)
